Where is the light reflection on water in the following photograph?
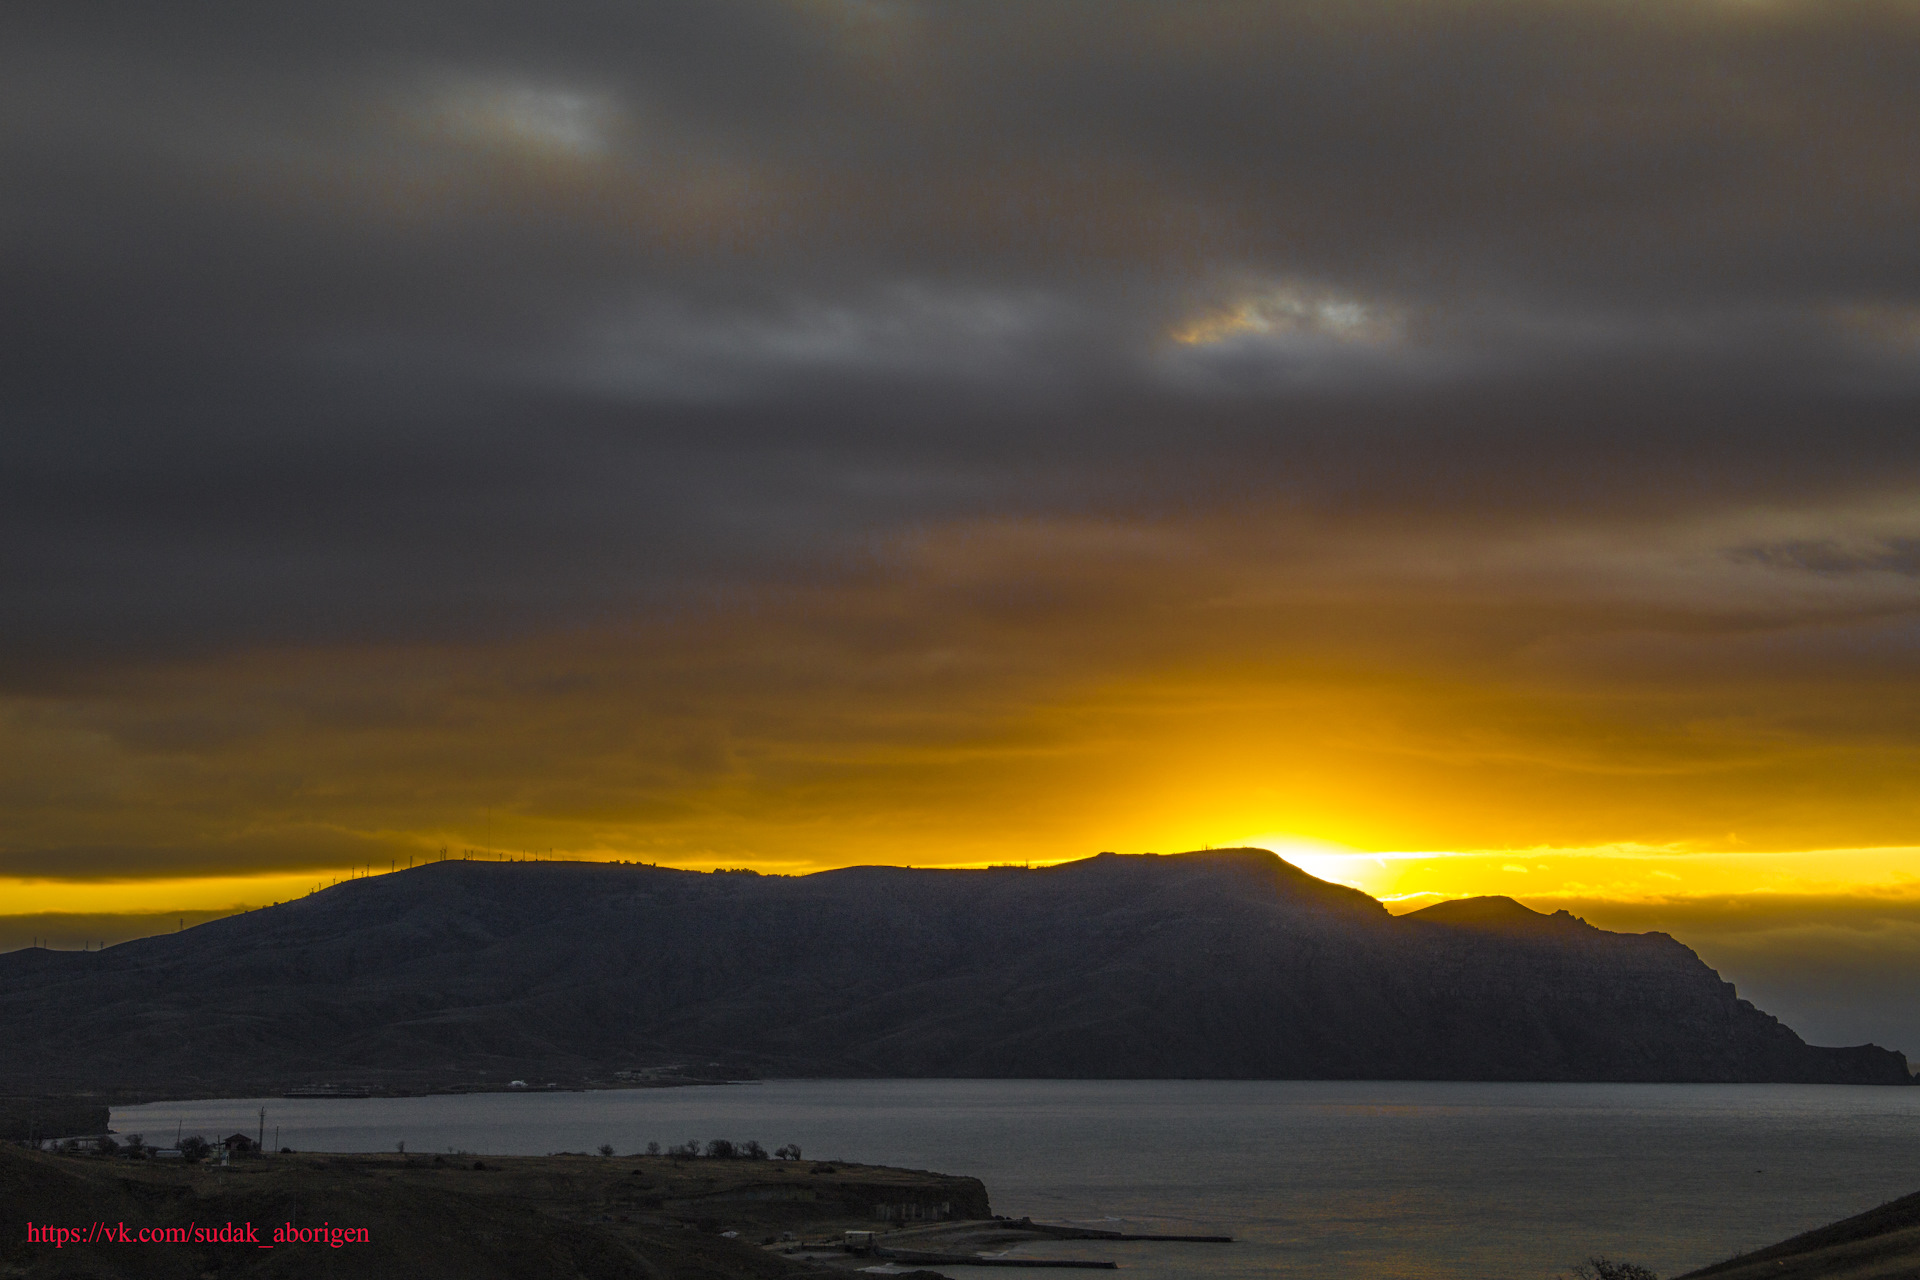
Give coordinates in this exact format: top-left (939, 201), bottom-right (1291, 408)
top-left (118, 1080), bottom-right (1920, 1280)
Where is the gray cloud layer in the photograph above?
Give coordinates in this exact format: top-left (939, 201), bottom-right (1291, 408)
top-left (7, 0), bottom-right (1920, 672)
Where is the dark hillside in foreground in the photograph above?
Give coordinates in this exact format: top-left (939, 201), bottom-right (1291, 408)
top-left (1679, 1186), bottom-right (1920, 1280)
top-left (0, 1141), bottom-right (972, 1280)
top-left (0, 850), bottom-right (1906, 1094)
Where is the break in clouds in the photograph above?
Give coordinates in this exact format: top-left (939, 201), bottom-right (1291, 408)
top-left (6, 0), bottom-right (1920, 905)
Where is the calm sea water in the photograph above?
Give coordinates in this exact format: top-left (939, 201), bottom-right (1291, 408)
top-left (117, 1080), bottom-right (1920, 1280)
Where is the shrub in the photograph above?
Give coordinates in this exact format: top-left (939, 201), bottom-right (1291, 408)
top-left (775, 1144), bottom-right (802, 1160)
top-left (705, 1139), bottom-right (736, 1159)
top-left (1570, 1257), bottom-right (1658, 1280)
top-left (741, 1140), bottom-right (768, 1160)
top-left (179, 1135), bottom-right (211, 1163)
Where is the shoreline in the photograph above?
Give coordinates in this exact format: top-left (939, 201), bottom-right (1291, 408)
top-left (76, 1071), bottom-right (1919, 1110)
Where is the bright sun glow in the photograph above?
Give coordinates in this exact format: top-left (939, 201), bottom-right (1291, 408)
top-left (7, 843), bottom-right (1920, 924)
top-left (1231, 834), bottom-right (1376, 887)
top-left (1222, 844), bottom-right (1920, 912)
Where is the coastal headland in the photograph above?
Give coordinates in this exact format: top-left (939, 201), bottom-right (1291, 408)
top-left (2, 1140), bottom-right (1190, 1278)
top-left (0, 850), bottom-right (1907, 1095)
top-left (13, 1134), bottom-right (1920, 1279)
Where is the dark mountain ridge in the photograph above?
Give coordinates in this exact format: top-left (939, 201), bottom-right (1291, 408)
top-left (0, 849), bottom-right (1906, 1093)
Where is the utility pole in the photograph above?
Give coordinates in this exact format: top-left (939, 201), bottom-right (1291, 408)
top-left (258, 1107), bottom-right (266, 1153)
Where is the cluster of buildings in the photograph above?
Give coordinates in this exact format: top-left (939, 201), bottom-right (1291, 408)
top-left (32, 1131), bottom-right (263, 1161)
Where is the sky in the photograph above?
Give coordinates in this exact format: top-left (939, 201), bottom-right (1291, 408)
top-left (4, 1), bottom-right (1919, 1051)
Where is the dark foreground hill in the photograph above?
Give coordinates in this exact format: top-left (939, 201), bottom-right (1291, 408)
top-left (0, 850), bottom-right (1907, 1093)
top-left (0, 1142), bottom-right (979, 1280)
top-left (1678, 1185), bottom-right (1920, 1280)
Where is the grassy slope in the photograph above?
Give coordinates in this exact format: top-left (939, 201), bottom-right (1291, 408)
top-left (1679, 1189), bottom-right (1920, 1280)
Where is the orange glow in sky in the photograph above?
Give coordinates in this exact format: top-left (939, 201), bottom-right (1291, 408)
top-left (7, 504), bottom-right (1920, 917)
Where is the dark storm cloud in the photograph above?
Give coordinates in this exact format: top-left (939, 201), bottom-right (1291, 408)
top-left (6, 0), bottom-right (1920, 673)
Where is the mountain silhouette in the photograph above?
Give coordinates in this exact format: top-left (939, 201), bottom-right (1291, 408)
top-left (0, 849), bottom-right (1906, 1093)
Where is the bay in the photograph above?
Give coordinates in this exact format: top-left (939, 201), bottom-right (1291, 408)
top-left (116, 1080), bottom-right (1920, 1279)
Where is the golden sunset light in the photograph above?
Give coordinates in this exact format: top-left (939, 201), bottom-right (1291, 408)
top-left (5, 0), bottom-right (1920, 1058)
top-left (9, 6), bottom-right (1920, 1274)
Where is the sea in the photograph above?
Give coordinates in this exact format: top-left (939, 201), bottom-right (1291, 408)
top-left (115, 1079), bottom-right (1920, 1280)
